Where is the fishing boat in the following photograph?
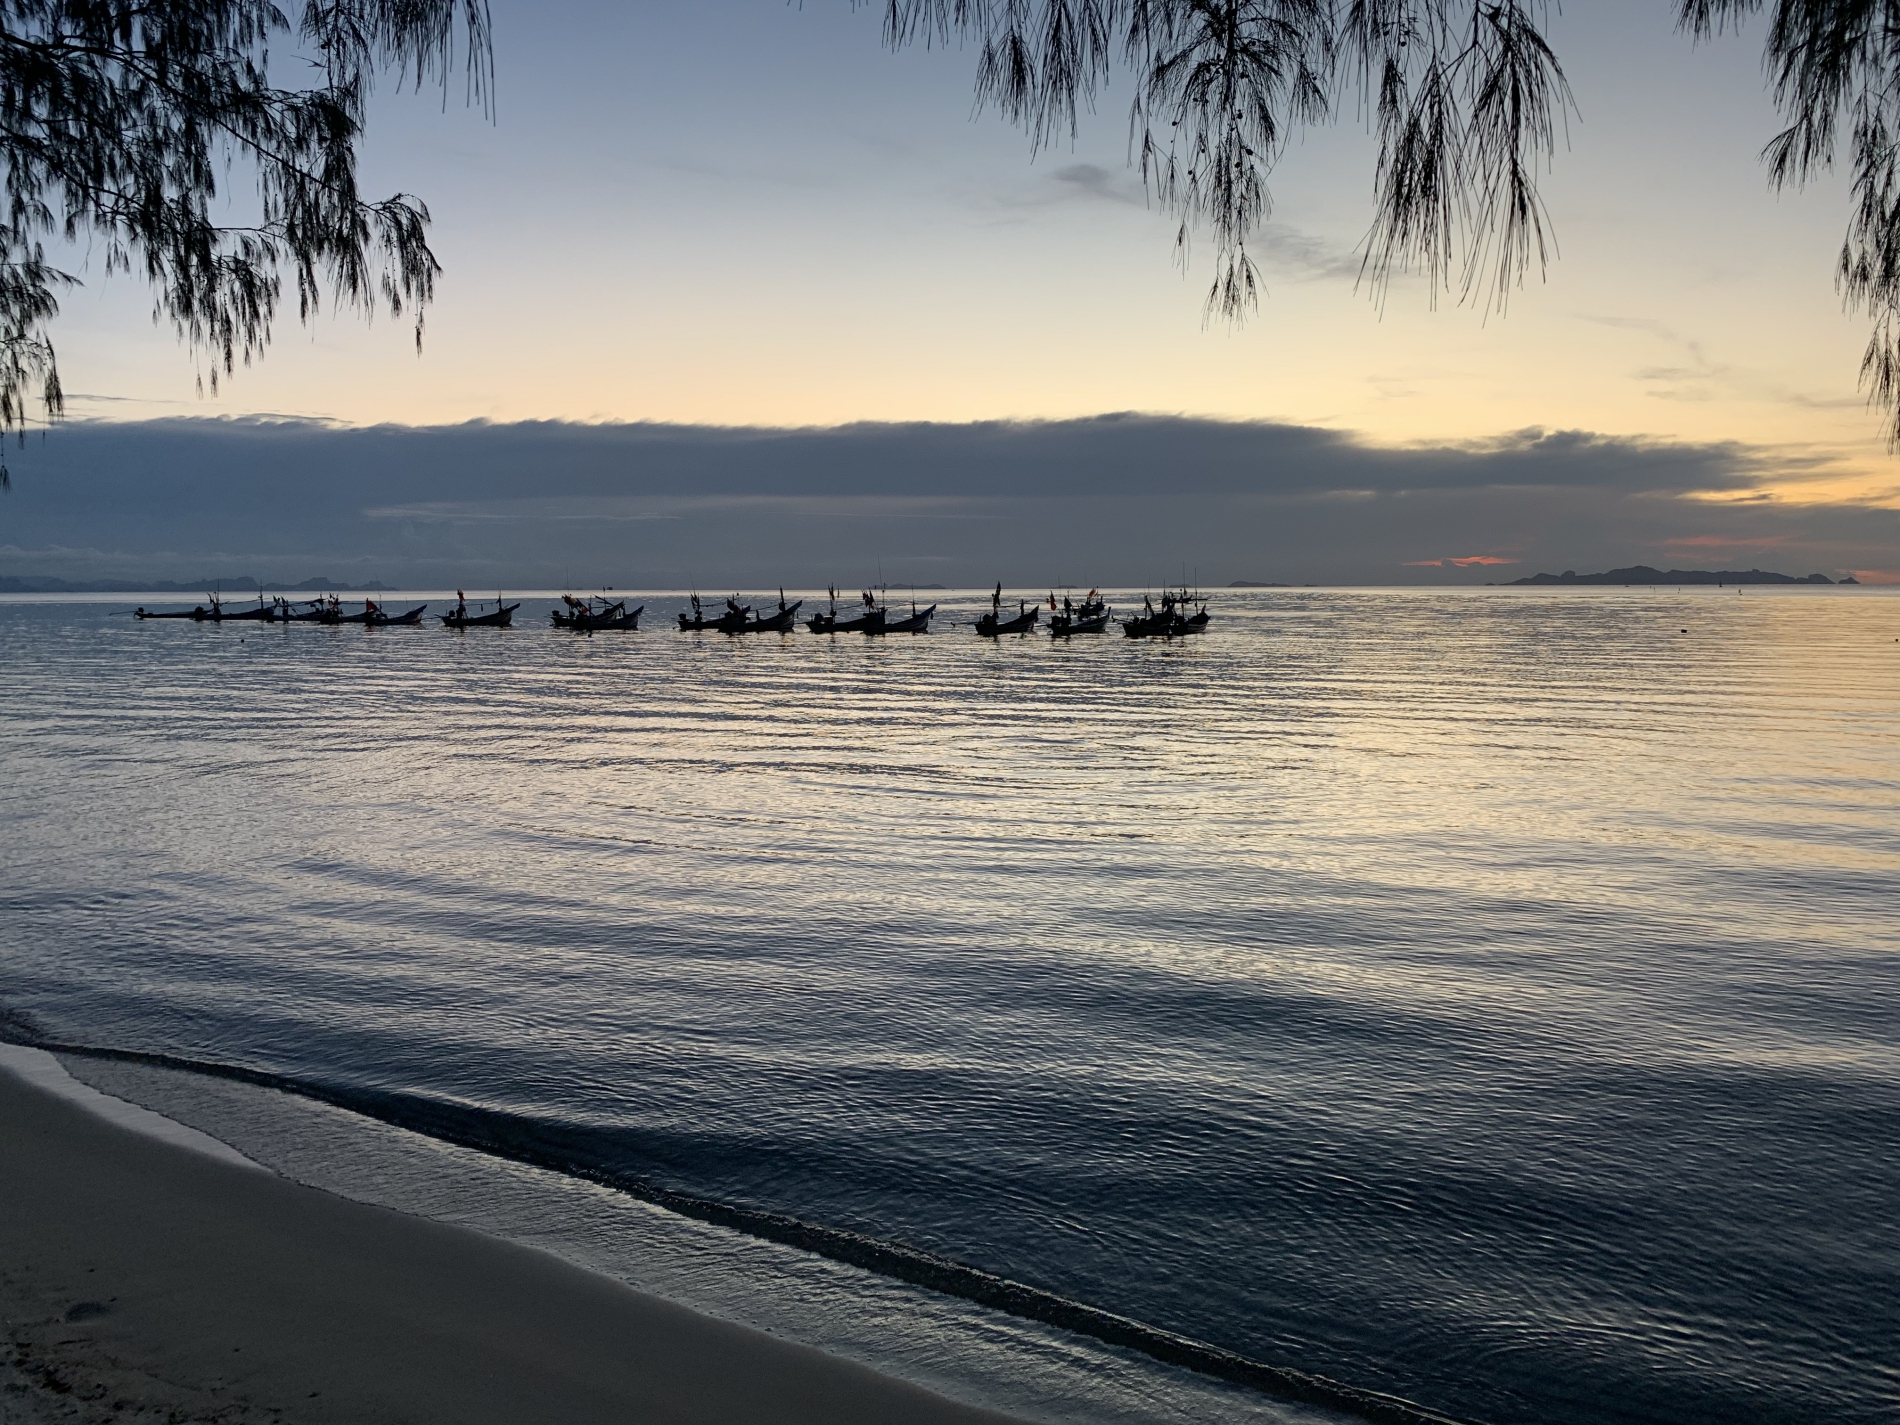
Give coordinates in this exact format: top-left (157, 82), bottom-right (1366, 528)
top-left (975, 583), bottom-right (1039, 637)
top-left (875, 601), bottom-right (935, 635)
top-left (807, 585), bottom-right (863, 633)
top-left (552, 595), bottom-right (643, 632)
top-left (281, 598), bottom-right (341, 624)
top-left (827, 589), bottom-right (886, 633)
top-left (440, 594), bottom-right (518, 628)
top-left (1049, 590), bottom-right (1111, 637)
top-left (679, 594), bottom-right (750, 632)
top-left (133, 593), bottom-right (271, 621)
top-left (216, 594), bottom-right (278, 622)
top-left (730, 593), bottom-right (802, 634)
top-left (332, 599), bottom-right (426, 625)
top-left (1121, 589), bottom-right (1211, 639)
top-left (594, 603), bottom-right (643, 630)
top-left (133, 602), bottom-right (214, 620)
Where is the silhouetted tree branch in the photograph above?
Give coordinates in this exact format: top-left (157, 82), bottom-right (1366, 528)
top-left (0, 0), bottom-right (490, 482)
top-left (885, 0), bottom-right (1571, 321)
top-left (888, 0), bottom-right (1900, 443)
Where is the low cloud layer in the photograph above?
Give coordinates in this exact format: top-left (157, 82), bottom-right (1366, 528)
top-left (3, 414), bottom-right (1896, 588)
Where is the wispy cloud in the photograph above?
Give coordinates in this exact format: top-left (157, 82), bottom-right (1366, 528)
top-left (1581, 314), bottom-right (1869, 414)
top-left (1048, 163), bottom-right (1144, 207)
top-left (1038, 165), bottom-right (1360, 281)
top-left (1256, 223), bottom-right (1364, 282)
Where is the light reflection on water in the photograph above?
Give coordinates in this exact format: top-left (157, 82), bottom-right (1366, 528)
top-left (2, 588), bottom-right (1897, 1425)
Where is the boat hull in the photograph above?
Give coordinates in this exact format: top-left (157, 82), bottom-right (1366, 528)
top-left (729, 601), bottom-right (802, 634)
top-left (1050, 609), bottom-right (1111, 637)
top-left (554, 603), bottom-right (642, 632)
top-left (1122, 610), bottom-right (1211, 639)
top-left (440, 603), bottom-right (518, 628)
top-left (874, 605), bottom-right (935, 635)
top-left (976, 609), bottom-right (1039, 637)
top-left (368, 605), bottom-right (428, 626)
top-left (680, 607), bottom-right (749, 632)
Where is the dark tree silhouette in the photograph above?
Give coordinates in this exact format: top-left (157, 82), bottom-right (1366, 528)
top-left (0, 0), bottom-right (490, 480)
top-left (886, 0), bottom-right (1900, 441)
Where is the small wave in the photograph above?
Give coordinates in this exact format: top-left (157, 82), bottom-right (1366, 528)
top-left (9, 1032), bottom-right (1473, 1425)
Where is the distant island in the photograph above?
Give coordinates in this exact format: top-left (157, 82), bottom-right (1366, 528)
top-left (1507, 566), bottom-right (1837, 586)
top-left (1229, 580), bottom-right (1292, 587)
top-left (0, 575), bottom-right (393, 593)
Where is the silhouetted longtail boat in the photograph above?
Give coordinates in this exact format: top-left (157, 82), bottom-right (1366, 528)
top-left (807, 585), bottom-right (853, 633)
top-left (440, 595), bottom-right (517, 628)
top-left (134, 593), bottom-right (269, 622)
top-left (215, 595), bottom-right (277, 622)
top-left (553, 595), bottom-right (642, 631)
top-left (332, 600), bottom-right (426, 625)
top-left (825, 588), bottom-right (886, 633)
top-left (1121, 589), bottom-right (1211, 639)
top-left (591, 603), bottom-right (643, 630)
top-left (133, 603), bottom-right (211, 620)
top-left (679, 594), bottom-right (750, 632)
top-left (975, 582), bottom-right (1039, 637)
top-left (1049, 589), bottom-right (1111, 637)
top-left (874, 602), bottom-right (935, 634)
top-left (730, 593), bottom-right (802, 633)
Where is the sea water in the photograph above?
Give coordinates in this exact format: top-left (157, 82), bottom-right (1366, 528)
top-left (1, 588), bottom-right (1895, 1425)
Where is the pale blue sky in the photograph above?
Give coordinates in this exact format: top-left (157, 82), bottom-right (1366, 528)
top-left (46, 2), bottom-right (1865, 450)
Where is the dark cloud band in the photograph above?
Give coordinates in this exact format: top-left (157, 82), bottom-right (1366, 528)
top-left (3, 415), bottom-right (1892, 586)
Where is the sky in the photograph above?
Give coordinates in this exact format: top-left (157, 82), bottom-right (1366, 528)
top-left (9, 0), bottom-right (1900, 584)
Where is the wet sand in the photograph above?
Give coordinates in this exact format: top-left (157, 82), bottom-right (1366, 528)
top-left (0, 1056), bottom-right (1026, 1424)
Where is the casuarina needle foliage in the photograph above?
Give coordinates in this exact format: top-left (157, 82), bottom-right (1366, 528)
top-left (886, 0), bottom-right (1900, 442)
top-left (0, 0), bottom-right (491, 479)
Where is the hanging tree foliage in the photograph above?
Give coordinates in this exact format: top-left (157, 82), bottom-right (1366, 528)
top-left (0, 0), bottom-right (490, 480)
top-left (885, 0), bottom-right (1900, 443)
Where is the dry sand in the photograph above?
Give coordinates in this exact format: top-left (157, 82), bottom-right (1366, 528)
top-left (0, 1057), bottom-right (1028, 1424)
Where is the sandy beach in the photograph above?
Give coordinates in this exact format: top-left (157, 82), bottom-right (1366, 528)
top-left (0, 1055), bottom-right (1026, 1425)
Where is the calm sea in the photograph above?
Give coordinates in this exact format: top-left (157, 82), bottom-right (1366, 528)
top-left (2, 589), bottom-right (1895, 1425)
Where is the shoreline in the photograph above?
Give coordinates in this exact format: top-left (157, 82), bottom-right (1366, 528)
top-left (0, 1053), bottom-right (1026, 1425)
